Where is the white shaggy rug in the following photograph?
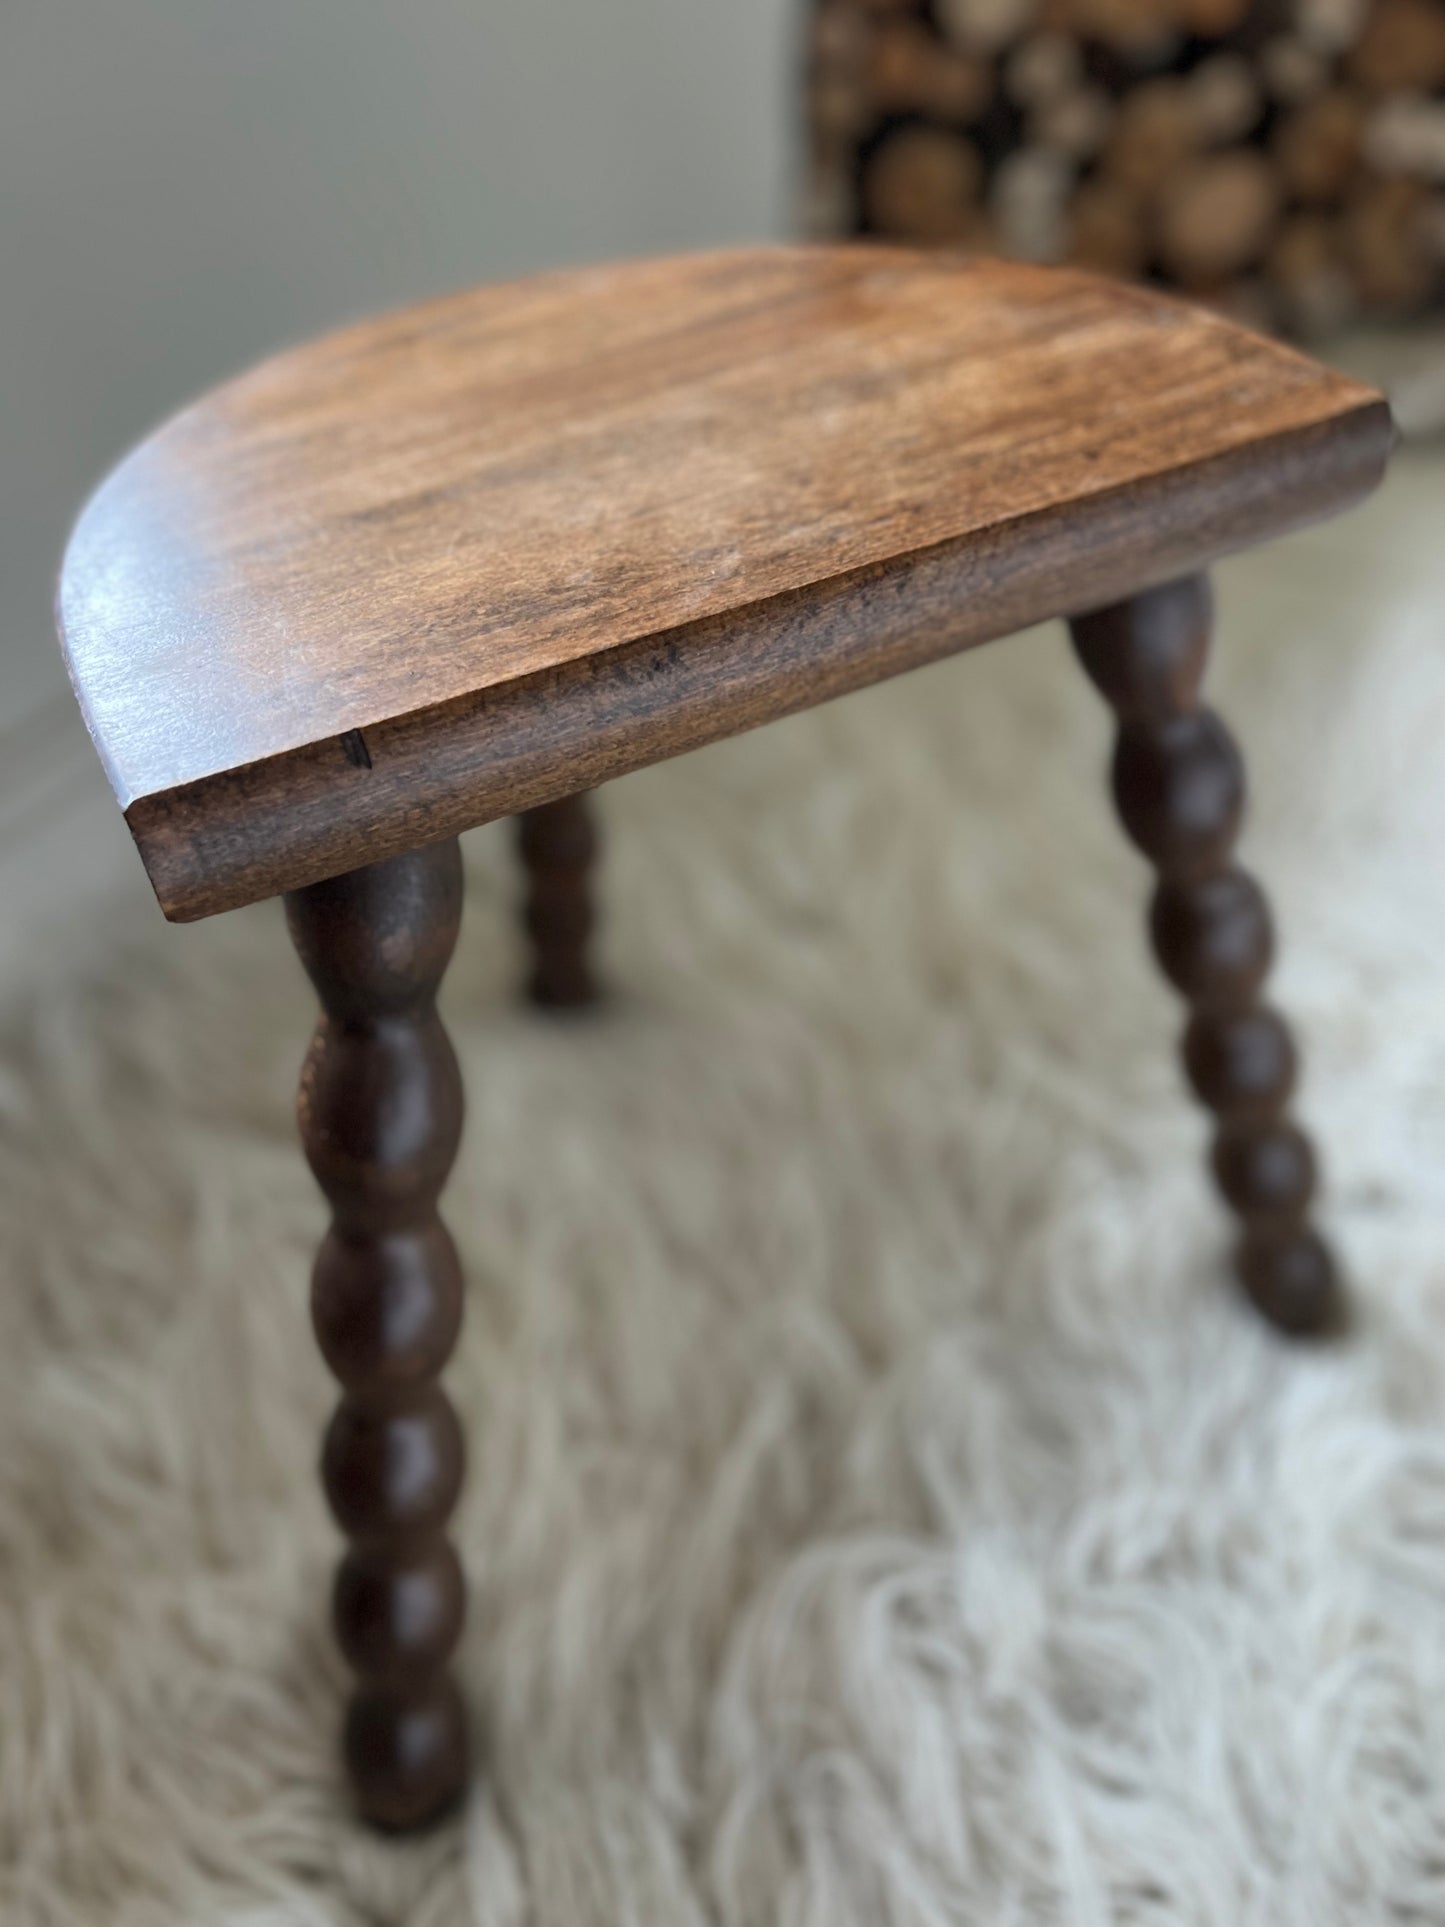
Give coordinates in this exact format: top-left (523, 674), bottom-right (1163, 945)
top-left (3, 442), bottom-right (1445, 1927)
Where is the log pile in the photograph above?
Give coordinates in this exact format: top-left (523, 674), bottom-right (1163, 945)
top-left (807, 0), bottom-right (1445, 331)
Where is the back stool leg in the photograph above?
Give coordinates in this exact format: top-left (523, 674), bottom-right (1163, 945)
top-left (1069, 574), bottom-right (1342, 1337)
top-left (514, 792), bottom-right (600, 1009)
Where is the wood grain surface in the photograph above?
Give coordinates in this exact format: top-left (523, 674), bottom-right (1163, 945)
top-left (55, 245), bottom-right (1392, 920)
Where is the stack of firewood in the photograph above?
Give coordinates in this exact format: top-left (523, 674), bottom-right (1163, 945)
top-left (808, 0), bottom-right (1445, 332)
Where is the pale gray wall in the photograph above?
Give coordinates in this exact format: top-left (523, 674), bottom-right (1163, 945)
top-left (3, 0), bottom-right (796, 727)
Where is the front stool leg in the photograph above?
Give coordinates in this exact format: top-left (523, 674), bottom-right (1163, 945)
top-left (514, 792), bottom-right (600, 1009)
top-left (1069, 574), bottom-right (1342, 1337)
top-left (285, 839), bottom-right (470, 1829)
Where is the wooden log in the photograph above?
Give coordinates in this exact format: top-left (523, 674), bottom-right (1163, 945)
top-left (1349, 0), bottom-right (1445, 92)
top-left (992, 148), bottom-right (1073, 261)
top-left (867, 22), bottom-right (991, 120)
top-left (862, 126), bottom-right (985, 241)
top-left (1261, 35), bottom-right (1331, 104)
top-left (1005, 32), bottom-right (1083, 107)
top-left (1066, 0), bottom-right (1182, 61)
top-left (1067, 177), bottom-right (1150, 277)
top-left (1274, 90), bottom-right (1366, 203)
top-left (1297, 0), bottom-right (1370, 57)
top-left (1365, 96), bottom-right (1445, 183)
top-left (810, 3), bottom-right (871, 155)
top-left (1032, 85), bottom-right (1113, 161)
top-left (1188, 54), bottom-right (1264, 145)
top-left (1178, 0), bottom-right (1253, 34)
top-left (811, 77), bottom-right (871, 154)
top-left (1157, 150), bottom-right (1282, 288)
top-left (937, 0), bottom-right (1040, 55)
top-left (1343, 174), bottom-right (1434, 306)
top-left (804, 0), bottom-right (1445, 325)
top-left (1269, 215), bottom-right (1358, 334)
top-left (812, 1), bottom-right (869, 75)
top-left (1101, 79), bottom-right (1202, 199)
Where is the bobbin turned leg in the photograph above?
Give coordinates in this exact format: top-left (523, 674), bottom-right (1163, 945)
top-left (1069, 575), bottom-right (1342, 1337)
top-left (515, 792), bottom-right (600, 1009)
top-left (285, 840), bottom-right (469, 1829)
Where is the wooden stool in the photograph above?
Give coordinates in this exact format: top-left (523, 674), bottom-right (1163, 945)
top-left (56, 245), bottom-right (1392, 1832)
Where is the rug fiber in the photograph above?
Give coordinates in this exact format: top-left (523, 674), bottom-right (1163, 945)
top-left (3, 447), bottom-right (1445, 1925)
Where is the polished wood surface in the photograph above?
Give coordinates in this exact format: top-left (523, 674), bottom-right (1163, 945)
top-left (1071, 575), bottom-right (1340, 1337)
top-left (285, 839), bottom-right (470, 1829)
top-left (56, 245), bottom-right (1391, 922)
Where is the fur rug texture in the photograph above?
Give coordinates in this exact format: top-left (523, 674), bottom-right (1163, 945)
top-left (3, 444), bottom-right (1444, 1927)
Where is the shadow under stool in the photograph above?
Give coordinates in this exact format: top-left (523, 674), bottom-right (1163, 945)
top-left (55, 244), bottom-right (1394, 1832)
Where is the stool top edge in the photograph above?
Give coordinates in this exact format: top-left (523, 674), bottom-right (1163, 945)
top-left (54, 245), bottom-right (1388, 896)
